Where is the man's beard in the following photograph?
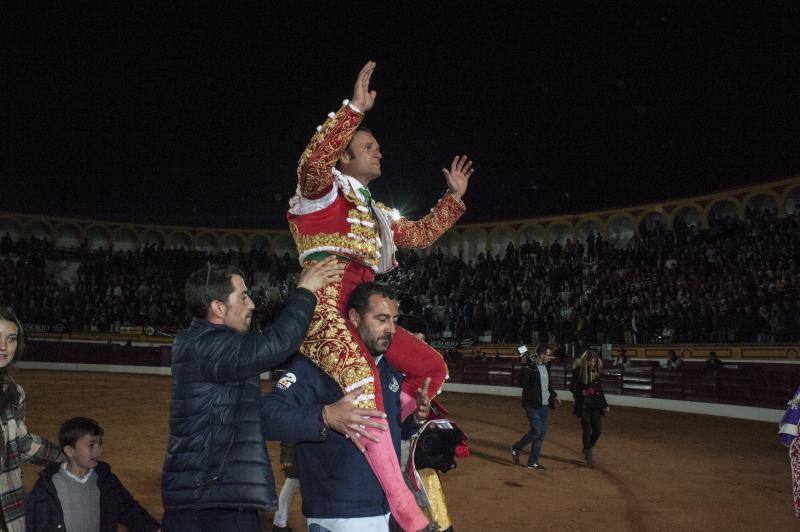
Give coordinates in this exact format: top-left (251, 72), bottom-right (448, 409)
top-left (365, 332), bottom-right (393, 356)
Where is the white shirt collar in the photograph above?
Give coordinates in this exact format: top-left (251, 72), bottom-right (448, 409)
top-left (343, 174), bottom-right (370, 197)
top-left (61, 461), bottom-right (95, 484)
top-left (330, 168), bottom-right (371, 202)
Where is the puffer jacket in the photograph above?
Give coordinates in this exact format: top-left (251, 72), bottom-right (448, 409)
top-left (161, 288), bottom-right (316, 511)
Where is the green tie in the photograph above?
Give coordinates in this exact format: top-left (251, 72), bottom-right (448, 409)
top-left (359, 188), bottom-right (377, 219)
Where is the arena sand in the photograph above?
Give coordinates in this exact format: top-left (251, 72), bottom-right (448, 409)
top-left (16, 370), bottom-right (795, 531)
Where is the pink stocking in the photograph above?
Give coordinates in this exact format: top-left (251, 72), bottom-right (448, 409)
top-left (400, 390), bottom-right (417, 421)
top-left (362, 421), bottom-right (429, 531)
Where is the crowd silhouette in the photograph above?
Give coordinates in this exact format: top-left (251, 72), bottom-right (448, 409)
top-left (1, 208), bottom-right (797, 347)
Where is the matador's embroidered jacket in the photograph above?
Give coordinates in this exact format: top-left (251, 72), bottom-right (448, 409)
top-left (287, 102), bottom-right (465, 271)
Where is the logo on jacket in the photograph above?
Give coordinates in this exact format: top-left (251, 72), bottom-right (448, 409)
top-left (388, 376), bottom-right (399, 393)
top-left (276, 372), bottom-right (297, 390)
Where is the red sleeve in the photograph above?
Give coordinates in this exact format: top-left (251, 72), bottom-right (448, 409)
top-left (296, 104), bottom-right (363, 199)
top-left (392, 192), bottom-right (466, 248)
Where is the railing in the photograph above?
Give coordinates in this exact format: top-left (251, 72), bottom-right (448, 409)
top-left (454, 342), bottom-right (800, 361)
top-left (25, 339), bottom-right (172, 367)
top-left (22, 336), bottom-right (800, 410)
top-left (445, 358), bottom-right (800, 410)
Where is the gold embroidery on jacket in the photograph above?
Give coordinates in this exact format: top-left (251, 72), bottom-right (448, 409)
top-left (297, 106), bottom-right (363, 199)
top-left (393, 193), bottom-right (466, 248)
top-left (293, 232), bottom-right (381, 269)
top-left (291, 194), bottom-right (381, 268)
top-left (300, 277), bottom-right (376, 409)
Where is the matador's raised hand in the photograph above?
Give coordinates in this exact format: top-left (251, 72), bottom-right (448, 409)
top-left (443, 155), bottom-right (474, 202)
top-left (351, 61), bottom-right (377, 113)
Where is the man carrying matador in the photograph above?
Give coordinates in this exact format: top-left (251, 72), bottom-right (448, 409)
top-left (287, 61), bottom-right (473, 530)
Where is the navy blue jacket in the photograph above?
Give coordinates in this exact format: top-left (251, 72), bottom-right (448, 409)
top-left (261, 355), bottom-right (414, 519)
top-left (26, 461), bottom-right (160, 531)
top-left (161, 288), bottom-right (316, 512)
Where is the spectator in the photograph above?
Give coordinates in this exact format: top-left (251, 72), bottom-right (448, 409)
top-left (613, 347), bottom-right (631, 370)
top-left (510, 346), bottom-right (559, 470)
top-left (26, 416), bottom-right (160, 531)
top-left (0, 307), bottom-right (63, 532)
top-left (571, 350), bottom-right (610, 468)
top-left (703, 351), bottom-right (723, 374)
top-left (272, 442), bottom-right (299, 532)
top-left (666, 349), bottom-right (683, 370)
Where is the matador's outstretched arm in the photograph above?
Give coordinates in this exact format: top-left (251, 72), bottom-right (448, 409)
top-left (296, 62), bottom-right (376, 199)
top-left (392, 155), bottom-right (474, 248)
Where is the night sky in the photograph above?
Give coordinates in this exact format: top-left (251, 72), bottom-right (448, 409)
top-left (4, 3), bottom-right (800, 229)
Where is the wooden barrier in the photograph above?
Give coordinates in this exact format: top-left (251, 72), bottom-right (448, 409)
top-left (25, 339), bottom-right (169, 367)
top-left (468, 342), bottom-right (800, 360)
top-left (23, 336), bottom-right (800, 409)
top-left (446, 357), bottom-right (800, 409)
top-left (29, 331), bottom-right (173, 345)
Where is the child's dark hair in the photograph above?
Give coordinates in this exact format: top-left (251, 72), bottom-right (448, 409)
top-left (59, 417), bottom-right (104, 449)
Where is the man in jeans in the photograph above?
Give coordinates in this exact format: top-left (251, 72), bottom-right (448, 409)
top-left (511, 346), bottom-right (559, 470)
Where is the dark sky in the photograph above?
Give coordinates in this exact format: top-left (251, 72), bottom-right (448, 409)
top-left (3, 3), bottom-right (800, 229)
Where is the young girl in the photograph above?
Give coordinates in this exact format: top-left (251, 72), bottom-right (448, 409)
top-left (571, 350), bottom-right (610, 468)
top-left (0, 307), bottom-right (62, 531)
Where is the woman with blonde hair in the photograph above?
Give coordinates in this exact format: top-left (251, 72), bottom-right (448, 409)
top-left (571, 350), bottom-right (609, 468)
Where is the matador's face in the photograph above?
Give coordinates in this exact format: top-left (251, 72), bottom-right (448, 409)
top-left (341, 131), bottom-right (382, 184)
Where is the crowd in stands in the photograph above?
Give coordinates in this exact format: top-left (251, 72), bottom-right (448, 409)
top-left (0, 233), bottom-right (299, 333)
top-left (389, 208), bottom-right (800, 348)
top-left (1, 207), bottom-right (798, 346)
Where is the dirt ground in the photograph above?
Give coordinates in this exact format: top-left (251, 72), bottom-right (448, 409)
top-left (15, 369), bottom-right (797, 531)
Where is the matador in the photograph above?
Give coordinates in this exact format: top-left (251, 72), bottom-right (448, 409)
top-left (287, 61), bottom-right (473, 531)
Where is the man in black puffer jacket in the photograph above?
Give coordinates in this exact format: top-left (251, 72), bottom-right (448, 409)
top-left (161, 258), bottom-right (342, 532)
